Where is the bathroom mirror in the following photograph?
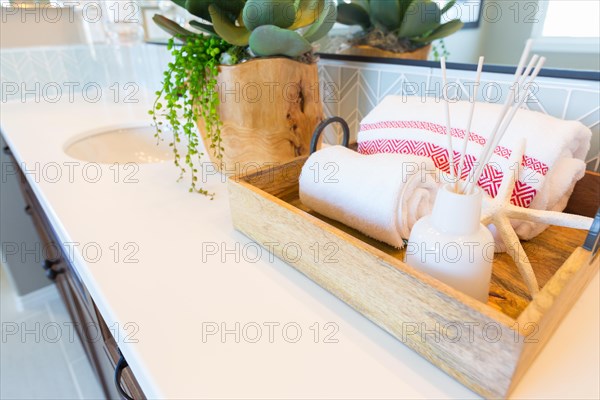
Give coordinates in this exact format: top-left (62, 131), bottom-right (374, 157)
top-left (319, 0), bottom-right (600, 74)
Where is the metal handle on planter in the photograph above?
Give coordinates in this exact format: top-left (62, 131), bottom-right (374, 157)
top-left (115, 351), bottom-right (135, 400)
top-left (310, 117), bottom-right (350, 154)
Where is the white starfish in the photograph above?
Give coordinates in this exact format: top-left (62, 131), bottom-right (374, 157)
top-left (479, 139), bottom-right (594, 297)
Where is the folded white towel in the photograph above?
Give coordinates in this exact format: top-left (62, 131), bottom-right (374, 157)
top-left (358, 96), bottom-right (592, 240)
top-left (299, 146), bottom-right (440, 248)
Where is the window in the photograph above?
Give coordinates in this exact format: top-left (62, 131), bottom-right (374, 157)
top-left (541, 0), bottom-right (599, 38)
top-left (532, 0), bottom-right (599, 53)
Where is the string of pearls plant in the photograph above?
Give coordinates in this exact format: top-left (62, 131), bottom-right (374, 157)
top-left (150, 37), bottom-right (241, 196)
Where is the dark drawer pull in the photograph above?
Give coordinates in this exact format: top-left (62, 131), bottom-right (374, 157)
top-left (42, 259), bottom-right (63, 281)
top-left (115, 351), bottom-right (135, 400)
top-left (45, 267), bottom-right (65, 281)
top-left (42, 258), bottom-right (59, 271)
top-left (3, 145), bottom-right (11, 155)
top-left (24, 205), bottom-right (33, 216)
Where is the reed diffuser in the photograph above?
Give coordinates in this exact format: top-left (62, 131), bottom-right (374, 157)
top-left (406, 40), bottom-right (546, 302)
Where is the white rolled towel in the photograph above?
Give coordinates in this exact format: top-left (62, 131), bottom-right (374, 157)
top-left (358, 95), bottom-right (593, 240)
top-left (299, 146), bottom-right (441, 248)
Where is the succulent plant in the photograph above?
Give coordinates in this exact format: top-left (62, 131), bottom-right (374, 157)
top-left (152, 1), bottom-right (337, 195)
top-left (337, 0), bottom-right (463, 49)
top-left (153, 0), bottom-right (337, 58)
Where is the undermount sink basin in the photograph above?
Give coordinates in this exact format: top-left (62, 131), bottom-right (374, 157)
top-left (64, 125), bottom-right (172, 164)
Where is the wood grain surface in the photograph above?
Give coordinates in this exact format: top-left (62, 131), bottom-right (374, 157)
top-left (341, 44), bottom-right (432, 60)
top-left (196, 58), bottom-right (324, 173)
top-left (228, 157), bottom-right (598, 398)
top-left (565, 171), bottom-right (600, 218)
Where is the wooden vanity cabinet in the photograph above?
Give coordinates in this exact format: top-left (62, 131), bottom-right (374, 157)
top-left (3, 144), bottom-right (145, 400)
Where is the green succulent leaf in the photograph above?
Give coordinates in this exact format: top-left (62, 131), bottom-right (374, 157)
top-left (302, 0), bottom-right (336, 42)
top-left (171, 0), bottom-right (187, 9)
top-left (214, 0), bottom-right (245, 16)
top-left (440, 0), bottom-right (457, 15)
top-left (249, 25), bottom-right (312, 57)
top-left (398, 0), bottom-right (414, 24)
top-left (411, 19), bottom-right (464, 43)
top-left (398, 0), bottom-right (441, 38)
top-left (152, 14), bottom-right (195, 40)
top-left (185, 0), bottom-right (211, 21)
top-left (337, 3), bottom-right (371, 30)
top-left (370, 0), bottom-right (400, 31)
top-left (352, 0), bottom-right (370, 13)
top-left (243, 0), bottom-right (297, 31)
top-left (209, 4), bottom-right (251, 46)
top-left (289, 0), bottom-right (324, 30)
top-left (189, 19), bottom-right (216, 34)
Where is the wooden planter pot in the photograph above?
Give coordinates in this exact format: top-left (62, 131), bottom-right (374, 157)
top-left (196, 58), bottom-right (324, 174)
top-left (342, 44), bottom-right (431, 60)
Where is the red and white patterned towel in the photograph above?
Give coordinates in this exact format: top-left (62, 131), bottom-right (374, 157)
top-left (357, 96), bottom-right (592, 240)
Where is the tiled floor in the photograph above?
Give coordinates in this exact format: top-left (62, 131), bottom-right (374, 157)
top-left (1, 264), bottom-right (105, 400)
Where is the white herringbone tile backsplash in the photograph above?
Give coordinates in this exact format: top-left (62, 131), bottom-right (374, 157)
top-left (1, 44), bottom-right (598, 171)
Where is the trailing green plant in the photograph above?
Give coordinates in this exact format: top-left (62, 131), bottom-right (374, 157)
top-left (150, 0), bottom-right (337, 195)
top-left (337, 0), bottom-right (463, 54)
top-left (149, 35), bottom-right (233, 196)
top-left (432, 38), bottom-right (450, 61)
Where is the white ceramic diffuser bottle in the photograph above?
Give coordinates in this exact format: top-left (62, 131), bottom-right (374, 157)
top-left (405, 184), bottom-right (494, 302)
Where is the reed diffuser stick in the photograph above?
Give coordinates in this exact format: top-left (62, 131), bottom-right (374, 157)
top-left (465, 54), bottom-right (539, 194)
top-left (440, 57), bottom-right (455, 182)
top-left (487, 57), bottom-right (546, 158)
top-left (491, 58), bottom-right (546, 156)
top-left (455, 56), bottom-right (485, 193)
top-left (466, 56), bottom-right (545, 195)
top-left (468, 39), bottom-right (533, 186)
top-left (515, 39), bottom-right (534, 82)
top-left (474, 55), bottom-right (539, 169)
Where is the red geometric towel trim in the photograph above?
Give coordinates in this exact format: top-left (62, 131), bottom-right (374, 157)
top-left (493, 146), bottom-right (549, 175)
top-left (360, 120), bottom-right (487, 144)
top-left (359, 120), bottom-right (549, 176)
top-left (358, 139), bottom-right (538, 208)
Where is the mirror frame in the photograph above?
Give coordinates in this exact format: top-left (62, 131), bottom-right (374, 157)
top-left (145, 41), bottom-right (598, 81)
top-left (318, 52), bottom-right (600, 81)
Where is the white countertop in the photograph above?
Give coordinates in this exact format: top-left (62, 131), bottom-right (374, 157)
top-left (1, 95), bottom-right (598, 399)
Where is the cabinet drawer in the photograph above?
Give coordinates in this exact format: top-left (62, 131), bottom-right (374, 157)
top-left (95, 304), bottom-right (146, 400)
top-left (16, 169), bottom-right (95, 316)
top-left (53, 261), bottom-right (118, 398)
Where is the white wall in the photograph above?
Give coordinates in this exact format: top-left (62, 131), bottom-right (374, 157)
top-left (0, 6), bottom-right (89, 48)
top-left (438, 25), bottom-right (482, 64)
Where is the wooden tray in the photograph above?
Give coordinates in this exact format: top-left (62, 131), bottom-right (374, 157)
top-left (228, 156), bottom-right (599, 398)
